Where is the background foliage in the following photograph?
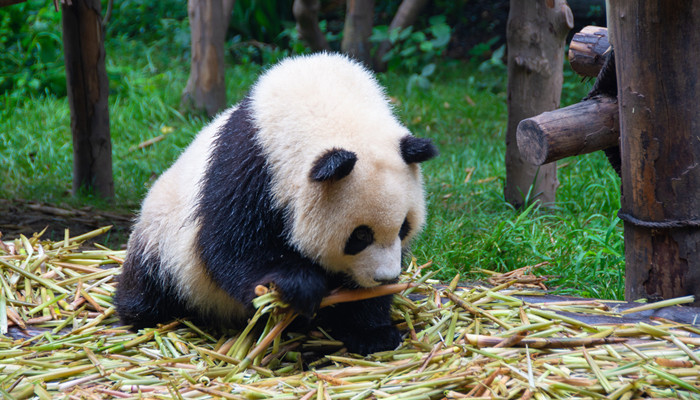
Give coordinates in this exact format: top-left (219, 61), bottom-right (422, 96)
top-left (0, 1), bottom-right (64, 99)
top-left (0, 0), bottom-right (622, 299)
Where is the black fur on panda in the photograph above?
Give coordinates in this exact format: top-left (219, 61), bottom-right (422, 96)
top-left (114, 53), bottom-right (438, 355)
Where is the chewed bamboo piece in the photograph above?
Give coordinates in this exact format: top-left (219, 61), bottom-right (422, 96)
top-left (1, 227), bottom-right (699, 399)
top-left (320, 282), bottom-right (414, 307)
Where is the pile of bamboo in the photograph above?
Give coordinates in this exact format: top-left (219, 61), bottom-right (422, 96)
top-left (0, 227), bottom-right (698, 399)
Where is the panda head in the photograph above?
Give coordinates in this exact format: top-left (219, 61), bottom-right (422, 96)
top-left (250, 53), bottom-right (437, 288)
top-left (304, 137), bottom-right (437, 287)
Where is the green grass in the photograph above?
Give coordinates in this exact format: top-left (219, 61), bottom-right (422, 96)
top-left (0, 35), bottom-right (624, 300)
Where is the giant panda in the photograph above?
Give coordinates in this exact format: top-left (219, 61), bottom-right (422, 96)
top-left (114, 53), bottom-right (438, 355)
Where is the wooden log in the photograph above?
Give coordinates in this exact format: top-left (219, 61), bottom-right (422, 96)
top-left (516, 95), bottom-right (618, 165)
top-left (608, 2), bottom-right (700, 306)
top-left (568, 25), bottom-right (609, 77)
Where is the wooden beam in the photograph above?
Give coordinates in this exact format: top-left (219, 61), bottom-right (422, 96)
top-left (516, 95), bottom-right (618, 165)
top-left (568, 25), bottom-right (609, 77)
top-left (609, 2), bottom-right (700, 305)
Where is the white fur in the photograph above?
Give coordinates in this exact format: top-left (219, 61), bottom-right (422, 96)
top-left (250, 53), bottom-right (427, 287)
top-left (130, 107), bottom-right (248, 321)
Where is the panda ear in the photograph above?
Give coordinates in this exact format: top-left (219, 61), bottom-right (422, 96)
top-left (400, 135), bottom-right (438, 164)
top-left (310, 148), bottom-right (358, 182)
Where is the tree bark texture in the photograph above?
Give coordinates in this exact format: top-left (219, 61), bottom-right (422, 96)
top-left (61, 0), bottom-right (114, 199)
top-left (504, 0), bottom-right (573, 207)
top-left (517, 95), bottom-right (619, 165)
top-left (608, 2), bottom-right (700, 305)
top-left (568, 25), bottom-right (609, 78)
top-left (373, 0), bottom-right (429, 72)
top-left (181, 0), bottom-right (227, 117)
top-left (341, 0), bottom-right (374, 66)
top-left (293, 0), bottom-right (330, 52)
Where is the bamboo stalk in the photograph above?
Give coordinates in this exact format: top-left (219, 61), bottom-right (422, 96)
top-left (620, 296), bottom-right (695, 314)
top-left (320, 283), bottom-right (413, 308)
top-left (464, 334), bottom-right (626, 349)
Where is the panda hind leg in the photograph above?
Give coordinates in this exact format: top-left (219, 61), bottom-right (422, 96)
top-left (114, 250), bottom-right (188, 330)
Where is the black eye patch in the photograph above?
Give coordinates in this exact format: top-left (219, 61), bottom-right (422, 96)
top-left (399, 218), bottom-right (411, 240)
top-left (344, 225), bottom-right (374, 255)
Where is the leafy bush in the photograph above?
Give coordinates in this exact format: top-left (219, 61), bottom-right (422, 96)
top-left (106, 0), bottom-right (187, 41)
top-left (228, 0), bottom-right (295, 46)
top-left (371, 15), bottom-right (451, 91)
top-left (0, 1), bottom-right (65, 99)
top-left (106, 0), bottom-right (190, 61)
top-left (226, 20), bottom-right (312, 66)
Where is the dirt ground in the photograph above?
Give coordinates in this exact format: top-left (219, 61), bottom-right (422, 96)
top-left (0, 198), bottom-right (133, 249)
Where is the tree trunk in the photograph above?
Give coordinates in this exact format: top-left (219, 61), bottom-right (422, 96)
top-left (608, 2), bottom-right (700, 305)
top-left (504, 0), bottom-right (573, 207)
top-left (293, 0), bottom-right (330, 52)
top-left (341, 0), bottom-right (374, 66)
top-left (373, 0), bottom-right (429, 72)
top-left (181, 0), bottom-right (227, 117)
top-left (61, 0), bottom-right (114, 199)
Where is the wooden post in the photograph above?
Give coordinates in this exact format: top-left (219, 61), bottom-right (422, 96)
top-left (61, 0), bottom-right (114, 199)
top-left (608, 2), bottom-right (700, 304)
top-left (504, 0), bottom-right (573, 207)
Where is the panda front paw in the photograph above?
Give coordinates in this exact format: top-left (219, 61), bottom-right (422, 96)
top-left (273, 273), bottom-right (327, 318)
top-left (338, 325), bottom-right (402, 355)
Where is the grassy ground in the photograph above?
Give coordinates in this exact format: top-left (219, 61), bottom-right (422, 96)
top-left (0, 35), bottom-right (624, 299)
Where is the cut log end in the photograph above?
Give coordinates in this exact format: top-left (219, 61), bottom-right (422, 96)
top-left (568, 25), bottom-right (610, 78)
top-left (517, 119), bottom-right (549, 165)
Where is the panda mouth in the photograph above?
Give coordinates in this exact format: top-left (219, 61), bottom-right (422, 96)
top-left (338, 273), bottom-right (362, 289)
top-left (335, 272), bottom-right (391, 289)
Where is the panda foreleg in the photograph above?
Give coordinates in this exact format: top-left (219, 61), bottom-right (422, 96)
top-left (261, 261), bottom-right (330, 319)
top-left (315, 295), bottom-right (401, 355)
top-left (210, 254), bottom-right (330, 320)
